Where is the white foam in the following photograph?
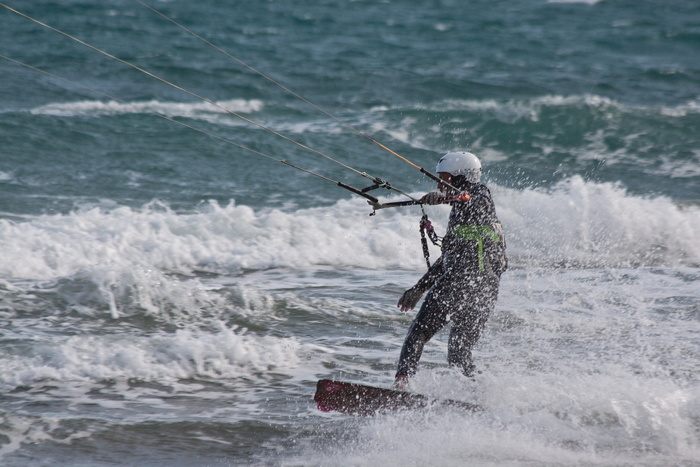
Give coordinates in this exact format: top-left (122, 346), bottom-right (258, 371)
top-left (313, 370), bottom-right (699, 466)
top-left (499, 176), bottom-right (700, 268)
top-left (660, 99), bottom-right (700, 117)
top-left (0, 178), bottom-right (698, 287)
top-left (374, 94), bottom-right (624, 120)
top-left (0, 322), bottom-right (307, 387)
top-left (30, 98), bottom-right (264, 118)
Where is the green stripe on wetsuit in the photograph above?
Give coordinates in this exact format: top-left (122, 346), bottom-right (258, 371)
top-left (454, 225), bottom-right (501, 270)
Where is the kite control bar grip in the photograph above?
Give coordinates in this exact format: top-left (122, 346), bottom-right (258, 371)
top-left (369, 190), bottom-right (471, 211)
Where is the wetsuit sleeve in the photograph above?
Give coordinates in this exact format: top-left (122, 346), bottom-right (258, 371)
top-left (412, 255), bottom-right (444, 294)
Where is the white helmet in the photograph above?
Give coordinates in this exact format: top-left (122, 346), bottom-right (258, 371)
top-left (436, 152), bottom-right (481, 183)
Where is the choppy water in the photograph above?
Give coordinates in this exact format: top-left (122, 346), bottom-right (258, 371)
top-left (1, 0), bottom-right (699, 465)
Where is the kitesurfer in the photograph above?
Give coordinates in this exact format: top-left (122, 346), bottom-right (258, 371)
top-left (394, 152), bottom-right (507, 389)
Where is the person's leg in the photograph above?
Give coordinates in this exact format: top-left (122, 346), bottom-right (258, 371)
top-left (394, 284), bottom-right (453, 386)
top-left (447, 278), bottom-right (499, 377)
top-left (447, 312), bottom-right (489, 377)
top-left (395, 301), bottom-right (445, 381)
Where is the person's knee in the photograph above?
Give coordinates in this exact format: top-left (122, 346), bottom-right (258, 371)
top-left (404, 330), bottom-right (428, 351)
top-left (406, 318), bottom-right (439, 344)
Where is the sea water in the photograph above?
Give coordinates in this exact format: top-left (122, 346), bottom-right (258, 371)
top-left (1, 0), bottom-right (699, 465)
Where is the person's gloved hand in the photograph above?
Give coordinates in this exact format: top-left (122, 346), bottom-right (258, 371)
top-left (397, 287), bottom-right (423, 312)
top-left (420, 191), bottom-right (445, 205)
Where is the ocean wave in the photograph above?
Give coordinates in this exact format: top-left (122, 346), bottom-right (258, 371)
top-left (0, 177), bottom-right (697, 286)
top-left (0, 323), bottom-right (307, 387)
top-left (375, 94), bottom-right (700, 121)
top-left (499, 176), bottom-right (700, 268)
top-left (369, 95), bottom-right (700, 193)
top-left (30, 98), bottom-right (264, 118)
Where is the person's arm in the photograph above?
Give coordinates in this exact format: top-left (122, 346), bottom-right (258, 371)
top-left (396, 256), bottom-right (444, 311)
top-left (420, 191), bottom-right (445, 205)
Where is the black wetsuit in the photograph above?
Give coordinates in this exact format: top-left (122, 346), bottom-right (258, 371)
top-left (396, 181), bottom-right (507, 378)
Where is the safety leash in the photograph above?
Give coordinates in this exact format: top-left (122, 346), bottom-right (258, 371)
top-left (419, 214), bottom-right (442, 267)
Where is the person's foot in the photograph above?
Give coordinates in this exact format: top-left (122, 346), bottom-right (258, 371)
top-left (393, 374), bottom-right (409, 390)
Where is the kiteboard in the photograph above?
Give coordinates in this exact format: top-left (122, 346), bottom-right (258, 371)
top-left (314, 379), bottom-right (480, 416)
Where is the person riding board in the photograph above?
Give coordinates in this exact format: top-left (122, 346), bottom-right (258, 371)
top-left (394, 152), bottom-right (507, 389)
